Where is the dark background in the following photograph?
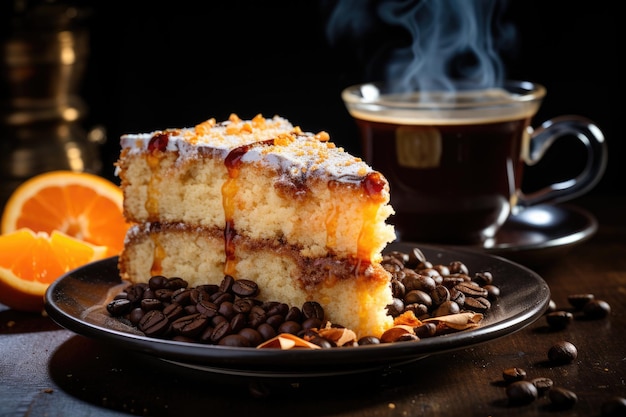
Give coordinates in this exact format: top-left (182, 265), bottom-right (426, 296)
top-left (32, 0), bottom-right (626, 195)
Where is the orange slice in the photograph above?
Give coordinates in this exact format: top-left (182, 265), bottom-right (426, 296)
top-left (1, 170), bottom-right (129, 257)
top-left (0, 228), bottom-right (108, 312)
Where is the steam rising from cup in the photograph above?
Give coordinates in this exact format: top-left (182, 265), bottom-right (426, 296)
top-left (326, 0), bottom-right (516, 94)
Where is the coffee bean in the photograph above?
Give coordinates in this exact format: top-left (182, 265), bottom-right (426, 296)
top-left (430, 264), bottom-right (448, 276)
top-left (530, 377), bottom-right (554, 397)
top-left (506, 380), bottom-right (538, 405)
top-left (171, 313), bottom-right (208, 337)
top-left (171, 288), bottom-right (192, 304)
top-left (567, 293), bottom-right (594, 309)
top-left (390, 279), bottom-right (406, 299)
top-left (140, 298), bottom-right (163, 311)
top-left (441, 276), bottom-right (465, 288)
top-left (210, 320), bottom-right (232, 342)
top-left (386, 298), bottom-right (405, 316)
top-left (302, 301), bottom-right (325, 321)
top-left (106, 298), bottom-right (132, 316)
top-left (129, 307), bottom-right (145, 325)
top-left (301, 317), bottom-right (322, 331)
top-left (406, 247), bottom-right (426, 268)
top-left (248, 305), bottom-right (267, 328)
top-left (583, 299), bottom-right (611, 319)
top-left (165, 277), bottom-right (188, 290)
top-left (464, 296), bottom-right (491, 312)
top-left (404, 290), bottom-right (432, 307)
top-left (277, 320), bottom-right (302, 335)
top-left (448, 288), bottom-right (465, 307)
top-left (265, 314), bottom-right (284, 330)
top-left (433, 300), bottom-right (460, 317)
top-left (448, 261), bottom-right (469, 275)
top-left (484, 284), bottom-right (500, 300)
top-left (163, 303), bottom-right (184, 321)
top-left (256, 323), bottom-right (277, 341)
top-left (231, 279), bottom-right (259, 297)
top-left (548, 341), bottom-right (578, 364)
top-left (230, 313), bottom-right (248, 333)
top-left (502, 367), bottom-right (526, 383)
top-left (403, 272), bottom-right (436, 293)
top-left (189, 287), bottom-right (211, 304)
top-left (357, 336), bottom-right (380, 345)
top-left (403, 303), bottom-right (429, 318)
top-left (414, 322), bottom-right (437, 338)
top-left (211, 291), bottom-right (233, 305)
top-left (138, 310), bottom-right (169, 337)
top-left (430, 285), bottom-right (450, 305)
top-left (218, 334), bottom-right (250, 347)
top-left (233, 298), bottom-right (255, 314)
top-left (601, 396), bottom-right (626, 417)
top-left (285, 306), bottom-right (302, 322)
top-left (309, 336), bottom-right (334, 348)
top-left (265, 302), bottom-right (289, 317)
top-left (125, 285), bottom-right (145, 303)
top-left (454, 281), bottom-right (488, 298)
top-left (218, 301), bottom-right (235, 319)
top-left (219, 275), bottom-right (235, 293)
top-left (548, 387), bottom-right (578, 409)
top-left (474, 271), bottom-right (493, 286)
top-left (546, 311), bottom-right (574, 330)
top-left (148, 275), bottom-right (168, 290)
top-left (196, 300), bottom-right (219, 317)
top-left (237, 327), bottom-right (263, 346)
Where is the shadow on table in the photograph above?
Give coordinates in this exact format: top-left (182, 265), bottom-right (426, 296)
top-left (48, 335), bottom-right (465, 417)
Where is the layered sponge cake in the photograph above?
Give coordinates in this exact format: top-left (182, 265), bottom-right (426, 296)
top-left (116, 114), bottom-right (396, 337)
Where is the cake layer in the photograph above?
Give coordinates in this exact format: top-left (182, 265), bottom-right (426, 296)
top-left (117, 114), bottom-right (396, 262)
top-left (119, 223), bottom-right (395, 338)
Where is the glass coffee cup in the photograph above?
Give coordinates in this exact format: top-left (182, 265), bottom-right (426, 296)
top-left (342, 81), bottom-right (607, 244)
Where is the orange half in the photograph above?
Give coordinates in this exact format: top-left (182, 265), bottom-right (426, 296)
top-left (0, 228), bottom-right (108, 312)
top-left (1, 170), bottom-right (129, 256)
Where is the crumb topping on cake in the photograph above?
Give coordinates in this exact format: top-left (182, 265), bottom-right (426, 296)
top-left (119, 114), bottom-right (378, 187)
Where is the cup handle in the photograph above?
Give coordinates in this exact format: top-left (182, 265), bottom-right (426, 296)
top-left (517, 115), bottom-right (608, 209)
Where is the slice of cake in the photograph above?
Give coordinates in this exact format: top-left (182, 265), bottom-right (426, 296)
top-left (115, 113), bottom-right (396, 338)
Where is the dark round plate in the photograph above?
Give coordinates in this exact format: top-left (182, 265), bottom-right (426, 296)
top-left (44, 243), bottom-right (550, 377)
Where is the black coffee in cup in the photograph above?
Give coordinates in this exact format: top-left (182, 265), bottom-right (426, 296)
top-left (343, 82), bottom-right (606, 244)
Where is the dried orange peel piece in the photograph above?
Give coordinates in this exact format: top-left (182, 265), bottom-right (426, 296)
top-left (256, 333), bottom-right (321, 350)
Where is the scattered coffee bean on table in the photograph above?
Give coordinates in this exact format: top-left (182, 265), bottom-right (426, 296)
top-left (505, 380), bottom-right (538, 405)
top-left (567, 293), bottom-right (595, 309)
top-left (502, 367), bottom-right (527, 383)
top-left (106, 247), bottom-right (500, 348)
top-left (548, 386), bottom-right (578, 410)
top-left (530, 377), bottom-right (554, 397)
top-left (548, 341), bottom-right (578, 364)
top-left (545, 311), bottom-right (573, 330)
top-left (583, 299), bottom-right (611, 319)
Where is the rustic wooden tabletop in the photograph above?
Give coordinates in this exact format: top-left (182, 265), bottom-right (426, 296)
top-left (1, 194), bottom-right (624, 417)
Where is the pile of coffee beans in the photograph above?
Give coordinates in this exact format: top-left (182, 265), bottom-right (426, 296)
top-left (382, 248), bottom-right (499, 320)
top-left (106, 247), bottom-right (499, 348)
top-left (107, 274), bottom-right (332, 347)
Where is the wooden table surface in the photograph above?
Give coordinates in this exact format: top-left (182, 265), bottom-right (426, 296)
top-left (1, 194), bottom-right (625, 417)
